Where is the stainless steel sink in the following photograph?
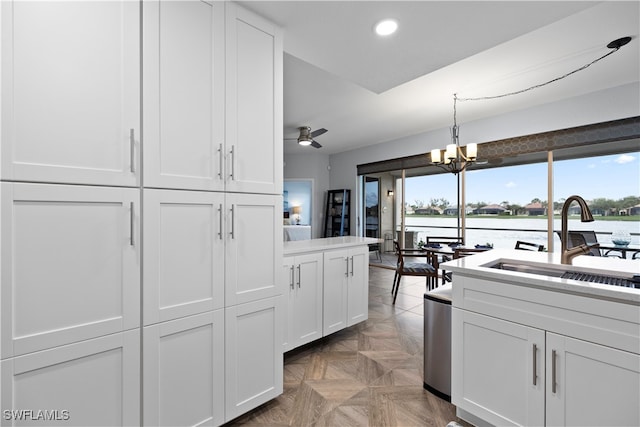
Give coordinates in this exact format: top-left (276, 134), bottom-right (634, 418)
top-left (491, 262), bottom-right (567, 278)
top-left (488, 261), bottom-right (640, 289)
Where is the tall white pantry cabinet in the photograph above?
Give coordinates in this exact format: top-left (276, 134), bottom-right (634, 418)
top-left (0, 1), bottom-right (283, 426)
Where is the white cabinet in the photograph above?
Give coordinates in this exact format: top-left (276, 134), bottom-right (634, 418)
top-left (1, 183), bottom-right (140, 358)
top-left (224, 3), bottom-right (283, 195)
top-left (452, 274), bottom-right (640, 427)
top-left (143, 189), bottom-right (225, 325)
top-left (143, 311), bottom-right (225, 427)
top-left (1, 0), bottom-right (140, 187)
top-left (225, 193), bottom-right (282, 306)
top-left (0, 331), bottom-right (140, 426)
top-left (143, 0), bottom-right (225, 191)
top-left (323, 246), bottom-right (369, 336)
top-left (225, 297), bottom-right (283, 422)
top-left (283, 253), bottom-right (323, 352)
top-left (545, 333), bottom-right (640, 427)
top-left (452, 309), bottom-right (545, 427)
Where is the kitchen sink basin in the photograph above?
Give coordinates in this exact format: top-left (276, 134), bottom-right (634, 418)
top-left (488, 261), bottom-right (640, 289)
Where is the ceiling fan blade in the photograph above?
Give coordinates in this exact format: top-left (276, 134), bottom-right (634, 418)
top-left (284, 138), bottom-right (298, 141)
top-left (310, 128), bottom-right (328, 138)
top-left (310, 140), bottom-right (322, 149)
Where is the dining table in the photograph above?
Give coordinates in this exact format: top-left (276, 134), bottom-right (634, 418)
top-left (420, 244), bottom-right (493, 286)
top-left (597, 243), bottom-right (640, 259)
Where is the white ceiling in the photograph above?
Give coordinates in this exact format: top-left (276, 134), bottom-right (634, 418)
top-left (238, 1), bottom-right (640, 155)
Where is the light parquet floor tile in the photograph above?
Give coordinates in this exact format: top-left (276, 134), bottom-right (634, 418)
top-left (225, 267), bottom-right (471, 427)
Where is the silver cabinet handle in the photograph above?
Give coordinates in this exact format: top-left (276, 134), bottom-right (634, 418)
top-left (345, 257), bottom-right (349, 277)
top-left (290, 266), bottom-right (295, 290)
top-left (218, 144), bottom-right (223, 179)
top-left (297, 264), bottom-right (301, 288)
top-left (129, 129), bottom-right (135, 173)
top-left (129, 202), bottom-right (135, 246)
top-left (229, 145), bottom-right (235, 180)
top-left (217, 204), bottom-right (223, 239)
top-left (350, 256), bottom-right (354, 276)
top-left (229, 205), bottom-right (235, 239)
top-left (551, 349), bottom-right (557, 394)
top-left (532, 344), bottom-right (537, 386)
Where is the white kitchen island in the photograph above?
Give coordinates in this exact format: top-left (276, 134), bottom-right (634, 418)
top-left (442, 249), bottom-right (640, 427)
top-left (282, 236), bottom-right (379, 352)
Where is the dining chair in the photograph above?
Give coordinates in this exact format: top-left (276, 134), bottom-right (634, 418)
top-left (556, 230), bottom-right (605, 257)
top-left (391, 241), bottom-right (438, 304)
top-left (440, 247), bottom-right (490, 283)
top-left (514, 240), bottom-right (545, 251)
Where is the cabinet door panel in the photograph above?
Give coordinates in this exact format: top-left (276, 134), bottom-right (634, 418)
top-left (323, 249), bottom-right (349, 335)
top-left (292, 253), bottom-right (323, 347)
top-left (1, 183), bottom-right (140, 358)
top-left (143, 311), bottom-right (225, 427)
top-left (347, 247), bottom-right (368, 326)
top-left (143, 0), bottom-right (225, 191)
top-left (451, 309), bottom-right (545, 427)
top-left (225, 298), bottom-right (283, 421)
top-left (282, 258), bottom-right (295, 352)
top-left (1, 1), bottom-right (139, 186)
top-left (225, 193), bottom-right (281, 305)
top-left (0, 331), bottom-right (140, 426)
top-left (225, 4), bottom-right (282, 194)
top-left (546, 333), bottom-right (640, 427)
top-left (143, 189), bottom-right (225, 325)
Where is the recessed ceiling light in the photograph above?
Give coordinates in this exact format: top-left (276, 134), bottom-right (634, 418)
top-left (374, 19), bottom-right (397, 36)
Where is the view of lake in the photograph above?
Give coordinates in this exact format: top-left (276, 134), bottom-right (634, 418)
top-left (403, 216), bottom-right (640, 250)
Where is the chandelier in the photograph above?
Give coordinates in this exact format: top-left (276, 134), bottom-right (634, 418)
top-left (429, 36), bottom-right (631, 175)
top-left (430, 94), bottom-right (476, 175)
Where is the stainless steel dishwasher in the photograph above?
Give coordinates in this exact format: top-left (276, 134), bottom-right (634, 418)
top-left (423, 283), bottom-right (452, 401)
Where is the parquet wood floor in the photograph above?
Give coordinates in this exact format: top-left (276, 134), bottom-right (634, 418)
top-left (226, 267), bottom-right (472, 427)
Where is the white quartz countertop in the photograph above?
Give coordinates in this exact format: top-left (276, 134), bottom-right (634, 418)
top-left (441, 249), bottom-right (640, 303)
top-left (284, 236), bottom-right (381, 256)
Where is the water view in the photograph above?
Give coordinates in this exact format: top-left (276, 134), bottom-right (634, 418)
top-left (403, 216), bottom-right (640, 250)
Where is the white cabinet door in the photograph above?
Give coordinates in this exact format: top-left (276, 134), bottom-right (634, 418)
top-left (546, 333), bottom-right (640, 427)
top-left (143, 311), bottom-right (225, 427)
top-left (346, 246), bottom-right (368, 327)
top-left (323, 248), bottom-right (349, 336)
top-left (143, 0), bottom-right (225, 191)
top-left (0, 331), bottom-right (140, 426)
top-left (451, 308), bottom-right (545, 427)
top-left (282, 258), bottom-right (295, 352)
top-left (225, 297), bottom-right (283, 422)
top-left (289, 253), bottom-right (323, 350)
top-left (143, 189), bottom-right (225, 326)
top-left (225, 193), bottom-right (282, 306)
top-left (225, 3), bottom-right (283, 195)
top-left (1, 183), bottom-right (140, 358)
top-left (1, 1), bottom-right (140, 187)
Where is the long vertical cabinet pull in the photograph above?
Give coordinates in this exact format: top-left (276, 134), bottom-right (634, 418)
top-left (218, 144), bottom-right (223, 179)
top-left (229, 145), bottom-right (235, 180)
top-left (129, 129), bottom-right (136, 173)
top-left (551, 349), bottom-right (557, 393)
top-left (229, 205), bottom-right (235, 239)
top-left (350, 256), bottom-right (354, 276)
top-left (289, 266), bottom-right (295, 290)
top-left (218, 204), bottom-right (223, 239)
top-left (296, 265), bottom-right (301, 288)
top-left (129, 202), bottom-right (135, 246)
top-left (345, 257), bottom-right (349, 277)
top-left (532, 344), bottom-right (538, 386)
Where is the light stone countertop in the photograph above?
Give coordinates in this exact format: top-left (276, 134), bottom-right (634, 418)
top-left (441, 249), bottom-right (640, 303)
top-left (283, 236), bottom-right (381, 256)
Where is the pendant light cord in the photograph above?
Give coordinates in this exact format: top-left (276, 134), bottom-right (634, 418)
top-left (456, 42), bottom-right (626, 103)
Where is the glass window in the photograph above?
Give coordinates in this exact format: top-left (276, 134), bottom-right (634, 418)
top-left (553, 151), bottom-right (640, 250)
top-left (465, 162), bottom-right (548, 249)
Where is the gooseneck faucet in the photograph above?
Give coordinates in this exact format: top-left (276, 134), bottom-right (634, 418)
top-left (560, 195), bottom-right (595, 264)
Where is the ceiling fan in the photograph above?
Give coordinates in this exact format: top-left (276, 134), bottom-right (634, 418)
top-left (285, 126), bottom-right (327, 149)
